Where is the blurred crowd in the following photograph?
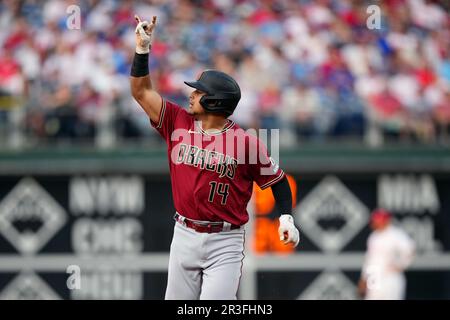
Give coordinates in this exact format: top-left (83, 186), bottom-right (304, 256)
top-left (0, 0), bottom-right (449, 147)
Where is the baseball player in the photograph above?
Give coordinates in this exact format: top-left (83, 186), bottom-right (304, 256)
top-left (130, 16), bottom-right (300, 300)
top-left (358, 208), bottom-right (415, 300)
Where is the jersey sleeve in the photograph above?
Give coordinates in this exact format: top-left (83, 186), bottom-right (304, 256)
top-left (150, 99), bottom-right (184, 141)
top-left (249, 137), bottom-right (285, 190)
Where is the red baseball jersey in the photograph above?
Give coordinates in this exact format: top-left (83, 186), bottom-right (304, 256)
top-left (150, 99), bottom-right (285, 226)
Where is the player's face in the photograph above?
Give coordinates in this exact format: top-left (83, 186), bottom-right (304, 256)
top-left (188, 89), bottom-right (207, 115)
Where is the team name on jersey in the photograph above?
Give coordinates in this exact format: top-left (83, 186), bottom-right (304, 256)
top-left (176, 143), bottom-right (238, 179)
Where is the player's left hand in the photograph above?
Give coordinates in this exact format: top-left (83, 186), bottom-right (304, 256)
top-left (134, 15), bottom-right (157, 54)
top-left (278, 214), bottom-right (300, 247)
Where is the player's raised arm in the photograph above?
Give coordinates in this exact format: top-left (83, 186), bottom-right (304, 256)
top-left (130, 15), bottom-right (163, 123)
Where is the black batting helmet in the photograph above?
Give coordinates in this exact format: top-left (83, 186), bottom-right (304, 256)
top-left (184, 70), bottom-right (241, 116)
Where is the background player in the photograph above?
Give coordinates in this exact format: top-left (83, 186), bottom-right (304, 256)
top-left (358, 208), bottom-right (416, 300)
top-left (130, 15), bottom-right (300, 300)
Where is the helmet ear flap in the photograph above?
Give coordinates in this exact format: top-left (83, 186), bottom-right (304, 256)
top-left (200, 95), bottom-right (218, 110)
top-left (199, 95), bottom-right (206, 108)
top-left (199, 95), bottom-right (208, 109)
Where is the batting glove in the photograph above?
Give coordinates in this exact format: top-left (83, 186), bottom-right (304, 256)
top-left (278, 214), bottom-right (300, 247)
top-left (134, 15), bottom-right (157, 54)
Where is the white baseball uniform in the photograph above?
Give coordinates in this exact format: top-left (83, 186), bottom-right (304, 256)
top-left (362, 224), bottom-right (415, 300)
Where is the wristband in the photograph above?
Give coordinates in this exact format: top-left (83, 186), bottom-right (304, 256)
top-left (130, 52), bottom-right (149, 77)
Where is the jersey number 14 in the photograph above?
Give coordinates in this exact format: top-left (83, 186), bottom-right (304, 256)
top-left (208, 181), bottom-right (230, 205)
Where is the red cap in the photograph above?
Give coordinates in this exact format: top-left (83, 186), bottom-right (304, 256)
top-left (370, 208), bottom-right (392, 224)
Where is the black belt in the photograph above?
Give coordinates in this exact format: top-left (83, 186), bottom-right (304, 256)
top-left (174, 212), bottom-right (241, 233)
